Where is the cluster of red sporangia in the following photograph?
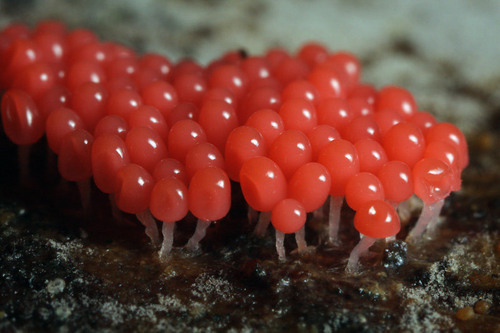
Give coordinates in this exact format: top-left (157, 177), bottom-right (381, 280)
top-left (0, 20), bottom-right (468, 272)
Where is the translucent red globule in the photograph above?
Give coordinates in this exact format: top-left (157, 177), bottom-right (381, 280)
top-left (115, 163), bottom-right (154, 214)
top-left (354, 200), bottom-right (400, 238)
top-left (225, 126), bottom-right (267, 182)
top-left (383, 122), bottom-right (425, 168)
top-left (318, 139), bottom-right (360, 196)
top-left (271, 198), bottom-right (307, 234)
top-left (150, 177), bottom-right (188, 223)
top-left (376, 85), bottom-right (417, 119)
top-left (57, 129), bottom-right (94, 182)
top-left (288, 162), bottom-right (331, 212)
top-left (345, 172), bottom-right (385, 211)
top-left (91, 134), bottom-right (130, 194)
top-left (377, 161), bottom-right (413, 204)
top-left (1, 89), bottom-right (45, 145)
top-left (46, 107), bottom-right (84, 154)
top-left (239, 156), bottom-right (287, 212)
top-left (188, 167), bottom-right (231, 221)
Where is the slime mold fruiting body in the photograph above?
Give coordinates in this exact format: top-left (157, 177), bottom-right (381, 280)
top-left (0, 21), bottom-right (468, 271)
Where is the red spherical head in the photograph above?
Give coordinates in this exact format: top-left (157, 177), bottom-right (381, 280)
top-left (36, 84), bottom-right (71, 119)
top-left (202, 87), bottom-right (237, 109)
top-left (71, 81), bottom-right (108, 131)
top-left (238, 86), bottom-right (281, 124)
top-left (167, 119), bottom-right (207, 163)
top-left (307, 124), bottom-right (341, 161)
top-left (12, 62), bottom-right (57, 100)
top-left (57, 129), bottom-right (94, 182)
top-left (425, 122), bottom-right (468, 170)
top-left (278, 98), bottom-right (318, 133)
top-left (342, 115), bottom-right (381, 143)
top-left (308, 67), bottom-right (346, 100)
top-left (377, 161), bottom-right (413, 204)
top-left (325, 51), bottom-right (361, 90)
top-left (281, 80), bottom-right (320, 106)
top-left (383, 122), bottom-right (425, 168)
top-left (269, 129), bottom-right (313, 179)
top-left (348, 83), bottom-right (377, 106)
top-left (33, 31), bottom-right (66, 64)
top-left (65, 60), bottom-right (106, 91)
top-left (171, 59), bottom-right (204, 81)
top-left (373, 108), bottom-right (404, 135)
top-left (376, 85), bottom-right (417, 119)
top-left (225, 126), bottom-right (267, 181)
top-left (138, 53), bottom-right (173, 81)
top-left (105, 76), bottom-right (137, 94)
top-left (46, 107), bottom-right (84, 154)
top-left (65, 28), bottom-right (97, 53)
top-left (347, 98), bottom-right (373, 118)
top-left (409, 111), bottom-right (437, 135)
top-left (316, 98), bottom-right (354, 132)
top-left (240, 56), bottom-right (272, 82)
top-left (297, 42), bottom-right (328, 67)
top-left (271, 198), bottom-right (307, 234)
top-left (173, 72), bottom-right (207, 106)
top-left (188, 167), bottom-right (231, 221)
top-left (239, 156), bottom-right (287, 212)
top-left (354, 200), bottom-right (400, 238)
top-left (150, 177), bottom-right (188, 223)
top-left (317, 139), bottom-right (360, 196)
top-left (413, 158), bottom-right (453, 204)
top-left (125, 126), bottom-right (168, 174)
top-left (105, 57), bottom-right (138, 78)
top-left (265, 48), bottom-right (290, 70)
top-left (354, 138), bottom-right (388, 174)
top-left (153, 158), bottom-right (188, 185)
top-left (141, 80), bottom-right (178, 119)
top-left (3, 39), bottom-right (40, 87)
top-left (1, 89), bottom-right (45, 145)
top-left (424, 141), bottom-right (461, 191)
top-left (198, 99), bottom-right (239, 153)
top-left (273, 57), bottom-right (310, 86)
top-left (106, 88), bottom-right (142, 121)
top-left (132, 66), bottom-right (162, 90)
top-left (115, 164), bottom-right (154, 214)
top-left (69, 41), bottom-right (110, 65)
top-left (345, 172), bottom-right (385, 211)
top-left (245, 109), bottom-right (284, 147)
top-left (185, 142), bottom-right (225, 180)
top-left (288, 162), bottom-right (331, 212)
top-left (91, 134), bottom-right (130, 194)
top-left (129, 105), bottom-right (169, 142)
top-left (94, 115), bottom-right (128, 140)
top-left (166, 102), bottom-right (198, 127)
top-left (208, 64), bottom-right (249, 100)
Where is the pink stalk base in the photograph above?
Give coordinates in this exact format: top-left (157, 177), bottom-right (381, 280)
top-left (295, 226), bottom-right (307, 253)
top-left (159, 222), bottom-right (175, 261)
top-left (185, 219), bottom-right (211, 250)
top-left (328, 196), bottom-right (344, 244)
top-left (275, 230), bottom-right (286, 262)
top-left (247, 206), bottom-right (258, 224)
top-left (136, 210), bottom-right (161, 246)
top-left (407, 199), bottom-right (445, 240)
top-left (254, 211), bottom-right (271, 236)
top-left (346, 235), bottom-right (376, 274)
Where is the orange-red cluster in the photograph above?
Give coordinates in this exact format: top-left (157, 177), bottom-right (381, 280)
top-left (0, 21), bottom-right (468, 267)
